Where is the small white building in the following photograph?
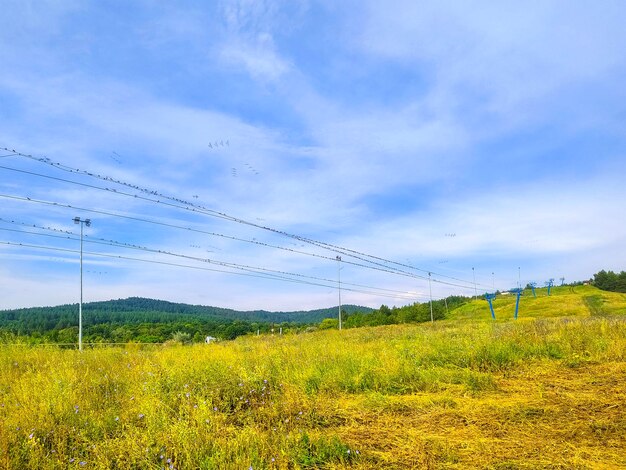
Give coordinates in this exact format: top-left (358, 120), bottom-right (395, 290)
top-left (205, 336), bottom-right (217, 344)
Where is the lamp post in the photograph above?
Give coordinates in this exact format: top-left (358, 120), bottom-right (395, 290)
top-left (472, 267), bottom-right (477, 300)
top-left (73, 217), bottom-right (91, 351)
top-left (336, 256), bottom-right (342, 330)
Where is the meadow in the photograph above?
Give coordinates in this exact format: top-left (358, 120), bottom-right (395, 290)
top-left (1, 285), bottom-right (625, 469)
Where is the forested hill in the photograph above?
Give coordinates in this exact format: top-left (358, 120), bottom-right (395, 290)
top-left (0, 297), bottom-right (373, 332)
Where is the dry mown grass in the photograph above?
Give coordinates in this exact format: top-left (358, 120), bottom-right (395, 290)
top-left (0, 290), bottom-right (624, 469)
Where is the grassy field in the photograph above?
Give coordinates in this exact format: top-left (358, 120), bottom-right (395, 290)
top-left (1, 285), bottom-right (625, 469)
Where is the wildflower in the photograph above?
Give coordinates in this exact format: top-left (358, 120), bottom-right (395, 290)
top-left (79, 462), bottom-right (86, 467)
top-left (114, 417), bottom-right (119, 422)
top-left (160, 455), bottom-right (164, 460)
top-left (213, 407), bottom-right (218, 411)
top-left (69, 458), bottom-right (75, 463)
top-left (28, 433), bottom-right (34, 439)
top-left (138, 413), bottom-right (145, 419)
top-left (185, 392), bottom-right (190, 398)
top-left (74, 405), bottom-right (79, 413)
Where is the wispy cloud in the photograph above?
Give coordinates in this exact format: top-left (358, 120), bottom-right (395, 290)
top-left (0, 1), bottom-right (624, 310)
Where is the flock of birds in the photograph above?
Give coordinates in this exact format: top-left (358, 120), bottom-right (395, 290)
top-left (208, 140), bottom-right (229, 149)
top-left (110, 137), bottom-right (261, 183)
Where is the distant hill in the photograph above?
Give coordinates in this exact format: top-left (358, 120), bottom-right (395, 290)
top-left (0, 297), bottom-right (374, 334)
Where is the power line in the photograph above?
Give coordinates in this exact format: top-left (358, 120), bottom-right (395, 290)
top-left (0, 223), bottom-right (432, 300)
top-left (0, 163), bottom-right (440, 282)
top-left (0, 195), bottom-right (484, 291)
top-left (0, 241), bottom-right (424, 301)
top-left (0, 147), bottom-right (490, 288)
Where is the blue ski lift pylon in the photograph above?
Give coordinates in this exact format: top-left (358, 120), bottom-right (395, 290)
top-left (529, 282), bottom-right (537, 298)
top-left (485, 293), bottom-right (497, 319)
top-left (510, 288), bottom-right (523, 319)
top-left (545, 278), bottom-right (555, 296)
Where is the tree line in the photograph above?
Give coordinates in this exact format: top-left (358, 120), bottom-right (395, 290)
top-left (593, 270), bottom-right (626, 293)
top-left (0, 296), bottom-right (467, 345)
top-left (319, 296), bottom-right (468, 329)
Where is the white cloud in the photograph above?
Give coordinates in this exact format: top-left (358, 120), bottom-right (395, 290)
top-left (220, 36), bottom-right (291, 81)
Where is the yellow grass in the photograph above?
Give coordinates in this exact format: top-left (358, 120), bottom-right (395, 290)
top-left (1, 287), bottom-right (625, 469)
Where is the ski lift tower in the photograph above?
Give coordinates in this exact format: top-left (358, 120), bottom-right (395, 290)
top-left (560, 277), bottom-right (565, 286)
top-left (529, 282), bottom-right (537, 298)
top-left (510, 288), bottom-right (523, 319)
top-left (546, 278), bottom-right (555, 296)
top-left (485, 293), bottom-right (497, 320)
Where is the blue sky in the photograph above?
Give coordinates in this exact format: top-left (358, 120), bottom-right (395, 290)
top-left (1, 1), bottom-right (625, 311)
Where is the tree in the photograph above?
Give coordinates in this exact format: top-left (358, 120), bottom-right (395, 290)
top-left (171, 331), bottom-right (191, 345)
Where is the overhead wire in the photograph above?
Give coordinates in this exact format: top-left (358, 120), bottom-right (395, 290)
top-left (0, 221), bottom-right (432, 300)
top-left (0, 147), bottom-right (490, 289)
top-left (0, 194), bottom-right (484, 291)
top-left (0, 163), bottom-right (442, 284)
top-left (0, 241), bottom-right (421, 301)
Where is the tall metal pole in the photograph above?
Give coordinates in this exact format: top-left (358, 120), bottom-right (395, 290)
top-left (79, 221), bottom-right (83, 351)
top-left (428, 272), bottom-right (434, 322)
top-left (518, 267), bottom-right (521, 289)
top-left (472, 267), bottom-right (477, 300)
top-left (336, 256), bottom-right (342, 330)
top-left (74, 217), bottom-right (91, 351)
top-left (492, 272), bottom-right (495, 292)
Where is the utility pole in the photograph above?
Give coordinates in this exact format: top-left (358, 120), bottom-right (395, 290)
top-left (518, 267), bottom-right (521, 289)
top-left (73, 217), bottom-right (91, 351)
top-left (336, 256), bottom-right (342, 330)
top-left (492, 272), bottom-right (495, 291)
top-left (428, 272), bottom-right (434, 322)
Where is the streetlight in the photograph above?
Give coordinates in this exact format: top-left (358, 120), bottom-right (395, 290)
top-left (336, 256), bottom-right (342, 330)
top-left (472, 267), bottom-right (477, 300)
top-left (74, 217), bottom-right (91, 351)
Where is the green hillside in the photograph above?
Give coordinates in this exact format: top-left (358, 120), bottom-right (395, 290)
top-left (0, 298), bottom-right (373, 343)
top-left (449, 284), bottom-right (626, 321)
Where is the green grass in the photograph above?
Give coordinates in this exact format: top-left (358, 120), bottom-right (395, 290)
top-left (0, 286), bottom-right (625, 468)
top-left (449, 284), bottom-right (626, 321)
